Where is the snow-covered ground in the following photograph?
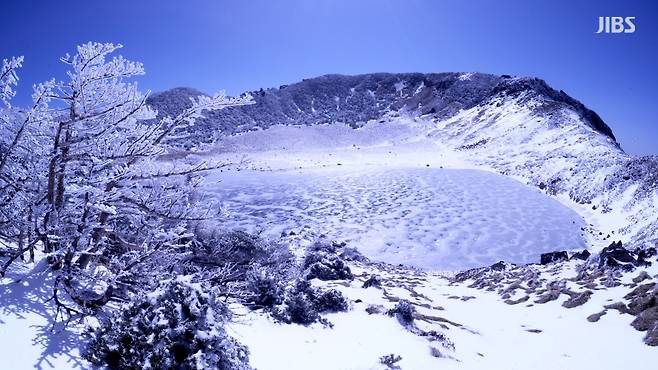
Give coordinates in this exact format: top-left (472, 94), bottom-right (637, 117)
top-left (207, 167), bottom-right (586, 270)
top-left (230, 256), bottom-right (658, 370)
top-left (2, 92), bottom-right (657, 369)
top-left (0, 260), bottom-right (89, 369)
top-left (196, 105), bottom-right (658, 369)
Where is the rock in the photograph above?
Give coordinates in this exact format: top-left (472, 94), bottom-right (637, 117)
top-left (535, 290), bottom-right (562, 304)
top-left (504, 295), bottom-right (529, 305)
top-left (570, 250), bottom-right (591, 261)
top-left (637, 247), bottom-right (657, 267)
top-left (562, 290), bottom-right (593, 308)
top-left (490, 261), bottom-right (507, 271)
top-left (604, 302), bottom-right (629, 314)
top-left (598, 241), bottom-right (636, 271)
top-left (624, 282), bottom-right (656, 301)
top-left (365, 304), bottom-right (385, 315)
top-left (645, 322), bottom-right (658, 346)
top-left (587, 311), bottom-right (607, 322)
top-left (627, 291), bottom-right (657, 316)
top-left (540, 251), bottom-right (569, 265)
top-left (643, 247), bottom-right (657, 259)
top-left (632, 271), bottom-right (651, 284)
top-left (631, 306), bottom-right (658, 331)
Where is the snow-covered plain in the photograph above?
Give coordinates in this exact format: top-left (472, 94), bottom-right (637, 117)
top-left (207, 167), bottom-right (586, 270)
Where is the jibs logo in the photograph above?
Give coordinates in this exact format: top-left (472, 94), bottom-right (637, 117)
top-left (596, 16), bottom-right (636, 33)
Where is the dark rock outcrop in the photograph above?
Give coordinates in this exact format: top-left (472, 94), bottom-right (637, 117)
top-left (598, 241), bottom-right (636, 271)
top-left (570, 250), bottom-right (591, 261)
top-left (540, 251), bottom-right (569, 265)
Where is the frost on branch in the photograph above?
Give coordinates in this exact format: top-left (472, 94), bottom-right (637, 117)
top-left (0, 56), bottom-right (23, 107)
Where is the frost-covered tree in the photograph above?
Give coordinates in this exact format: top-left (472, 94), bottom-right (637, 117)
top-left (0, 43), bottom-right (253, 310)
top-left (0, 57), bottom-right (55, 269)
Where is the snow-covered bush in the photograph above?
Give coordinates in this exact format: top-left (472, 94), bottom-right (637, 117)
top-left (84, 278), bottom-right (252, 370)
top-left (379, 353), bottom-right (403, 369)
top-left (277, 286), bottom-right (320, 325)
top-left (339, 246), bottom-right (368, 262)
top-left (244, 263), bottom-right (286, 308)
top-left (421, 330), bottom-right (455, 351)
top-left (314, 288), bottom-right (349, 312)
top-left (190, 230), bottom-right (294, 280)
top-left (362, 275), bottom-right (382, 289)
top-left (272, 280), bottom-right (348, 325)
top-left (388, 300), bottom-right (416, 325)
top-left (303, 240), bottom-right (353, 281)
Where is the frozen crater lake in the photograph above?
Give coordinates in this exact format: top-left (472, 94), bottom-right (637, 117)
top-left (206, 167), bottom-right (587, 270)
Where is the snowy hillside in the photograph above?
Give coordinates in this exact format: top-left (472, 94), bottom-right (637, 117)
top-left (163, 72), bottom-right (657, 254)
top-left (147, 73), bottom-right (615, 143)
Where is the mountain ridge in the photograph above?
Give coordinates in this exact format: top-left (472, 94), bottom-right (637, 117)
top-left (147, 72), bottom-right (617, 146)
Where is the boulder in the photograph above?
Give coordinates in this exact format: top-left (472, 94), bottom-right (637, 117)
top-left (570, 250), bottom-right (591, 261)
top-left (540, 251), bottom-right (569, 265)
top-left (645, 322), bottom-right (658, 346)
top-left (490, 261), bottom-right (508, 271)
top-left (598, 241), bottom-right (636, 271)
top-left (637, 247), bottom-right (657, 267)
top-left (631, 306), bottom-right (658, 331)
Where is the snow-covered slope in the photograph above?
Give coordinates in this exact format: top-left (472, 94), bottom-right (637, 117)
top-left (162, 72), bottom-right (656, 254)
top-left (227, 232), bottom-right (658, 370)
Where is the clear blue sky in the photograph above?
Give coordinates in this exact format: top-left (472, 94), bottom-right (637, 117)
top-left (3, 0), bottom-right (657, 155)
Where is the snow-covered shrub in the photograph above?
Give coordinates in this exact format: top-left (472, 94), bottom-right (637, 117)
top-left (190, 230), bottom-right (294, 281)
top-left (379, 353), bottom-right (403, 369)
top-left (339, 246), bottom-right (368, 262)
top-left (272, 280), bottom-right (348, 325)
top-left (314, 288), bottom-right (349, 312)
top-left (421, 330), bottom-right (455, 351)
top-left (362, 275), bottom-right (382, 289)
top-left (388, 300), bottom-right (416, 325)
top-left (191, 230), bottom-right (267, 268)
top-left (303, 240), bottom-right (353, 281)
top-left (84, 278), bottom-right (251, 370)
top-left (305, 254), bottom-right (353, 281)
top-left (244, 263), bottom-right (286, 308)
top-left (278, 288), bottom-right (320, 325)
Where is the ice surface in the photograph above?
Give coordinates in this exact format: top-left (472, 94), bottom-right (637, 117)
top-left (206, 167), bottom-right (586, 270)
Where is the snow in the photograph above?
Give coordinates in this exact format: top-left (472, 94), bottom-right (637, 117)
top-left (458, 72), bottom-right (474, 81)
top-left (2, 77), bottom-right (657, 369)
top-left (206, 93), bottom-right (658, 253)
top-left (0, 260), bottom-right (90, 370)
top-left (230, 309), bottom-right (438, 370)
top-left (230, 259), bottom-right (658, 370)
top-left (207, 167), bottom-right (586, 270)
